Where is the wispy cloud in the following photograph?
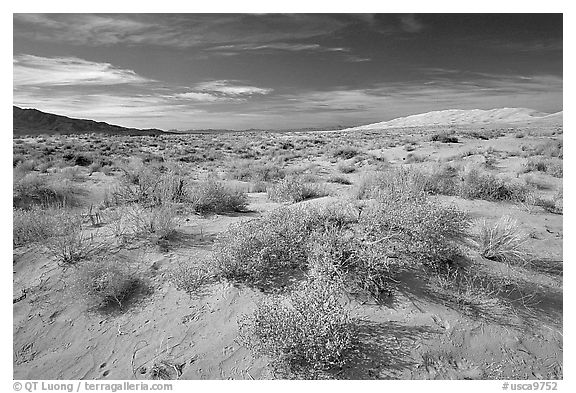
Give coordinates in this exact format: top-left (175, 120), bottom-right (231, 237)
top-left (14, 14), bottom-right (353, 48)
top-left (194, 80), bottom-right (273, 97)
top-left (13, 54), bottom-right (151, 86)
top-left (206, 43), bottom-right (349, 53)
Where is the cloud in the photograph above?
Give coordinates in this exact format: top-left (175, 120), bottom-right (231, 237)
top-left (399, 14), bottom-right (424, 33)
top-left (13, 54), bottom-right (151, 87)
top-left (13, 14), bottom-right (353, 48)
top-left (206, 43), bottom-right (349, 53)
top-left (194, 80), bottom-right (273, 97)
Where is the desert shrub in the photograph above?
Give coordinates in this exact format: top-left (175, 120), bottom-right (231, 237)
top-left (189, 180), bottom-right (248, 214)
top-left (336, 162), bottom-right (356, 174)
top-left (459, 169), bottom-right (532, 203)
top-left (478, 216), bottom-right (528, 264)
top-left (431, 133), bottom-right (459, 143)
top-left (239, 277), bottom-right (356, 378)
top-left (74, 257), bottom-right (142, 308)
top-left (113, 163), bottom-right (187, 206)
top-left (168, 260), bottom-right (214, 298)
top-left (360, 191), bottom-right (470, 269)
top-left (420, 164), bottom-right (459, 196)
top-left (46, 210), bottom-right (101, 265)
top-left (355, 168), bottom-right (427, 200)
top-left (228, 161), bottom-right (285, 182)
top-left (212, 203), bottom-right (358, 284)
top-left (308, 226), bottom-right (395, 298)
top-left (13, 206), bottom-right (59, 246)
top-left (533, 188), bottom-right (562, 214)
top-left (267, 177), bottom-right (327, 203)
top-left (13, 172), bottom-right (84, 209)
top-left (523, 157), bottom-right (563, 178)
top-left (533, 140), bottom-right (563, 158)
top-left (332, 146), bottom-right (361, 160)
top-left (404, 153), bottom-right (427, 163)
top-left (327, 175), bottom-right (352, 185)
top-left (121, 203), bottom-right (179, 241)
top-left (523, 174), bottom-right (552, 190)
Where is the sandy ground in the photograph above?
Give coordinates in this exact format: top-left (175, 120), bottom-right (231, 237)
top-left (13, 123), bottom-right (562, 380)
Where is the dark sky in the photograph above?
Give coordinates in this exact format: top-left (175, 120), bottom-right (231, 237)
top-left (13, 14), bottom-right (563, 130)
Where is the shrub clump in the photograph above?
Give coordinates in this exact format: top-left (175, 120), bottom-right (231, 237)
top-left (459, 169), bottom-right (532, 202)
top-left (267, 177), bottom-right (327, 203)
top-left (189, 180), bottom-right (248, 214)
top-left (522, 157), bottom-right (563, 178)
top-left (74, 258), bottom-right (143, 308)
top-left (478, 216), bottom-right (528, 264)
top-left (431, 133), bottom-right (459, 143)
top-left (13, 172), bottom-right (84, 209)
top-left (239, 277), bottom-right (356, 378)
top-left (212, 204), bottom-right (357, 284)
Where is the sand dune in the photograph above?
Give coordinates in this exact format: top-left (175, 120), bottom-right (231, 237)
top-left (343, 108), bottom-right (562, 131)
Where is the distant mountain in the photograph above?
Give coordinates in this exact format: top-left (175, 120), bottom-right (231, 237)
top-left (13, 106), bottom-right (167, 136)
top-left (342, 108), bottom-right (563, 131)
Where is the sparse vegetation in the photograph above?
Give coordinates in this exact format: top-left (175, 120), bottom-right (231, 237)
top-left (478, 216), bottom-right (528, 264)
top-left (74, 257), bottom-right (144, 308)
top-left (239, 276), bottom-right (356, 378)
top-left (267, 177), bottom-right (327, 203)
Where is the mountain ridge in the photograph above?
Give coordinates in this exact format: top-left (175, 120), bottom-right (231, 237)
top-left (13, 106), bottom-right (168, 136)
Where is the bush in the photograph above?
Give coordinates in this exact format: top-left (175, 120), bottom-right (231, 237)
top-left (523, 157), bottom-right (563, 178)
top-left (13, 206), bottom-right (59, 246)
top-left (13, 172), bottom-right (84, 209)
top-left (212, 203), bottom-right (358, 284)
top-left (228, 161), bottom-right (285, 182)
top-left (46, 210), bottom-right (101, 265)
top-left (74, 257), bottom-right (142, 308)
top-left (327, 175), bottom-right (352, 185)
top-left (459, 169), bottom-right (532, 202)
top-left (169, 260), bottom-right (214, 298)
top-left (360, 190), bottom-right (470, 269)
top-left (332, 146), bottom-right (361, 160)
top-left (239, 277), bottom-right (356, 378)
top-left (119, 203), bottom-right (179, 242)
top-left (431, 133), bottom-right (459, 143)
top-left (267, 177), bottom-right (327, 203)
top-left (478, 216), bottom-right (528, 264)
top-left (189, 180), bottom-right (248, 214)
top-left (336, 162), bottom-right (356, 174)
top-left (113, 164), bottom-right (187, 206)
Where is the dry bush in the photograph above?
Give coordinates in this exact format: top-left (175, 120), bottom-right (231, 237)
top-left (478, 216), bottom-right (528, 264)
top-left (212, 203), bottom-right (358, 284)
top-left (267, 176), bottom-right (327, 203)
top-left (239, 277), bottom-right (356, 378)
top-left (360, 190), bottom-right (470, 269)
top-left (168, 260), bottom-right (214, 298)
top-left (228, 161), bottom-right (285, 182)
top-left (336, 162), bottom-right (356, 174)
top-left (122, 203), bottom-right (180, 241)
top-left (355, 167), bottom-right (427, 200)
top-left (332, 146), bottom-right (362, 159)
top-left (522, 157), bottom-right (563, 178)
top-left (327, 175), bottom-right (352, 185)
top-left (46, 210), bottom-right (101, 265)
top-left (532, 140), bottom-right (563, 158)
top-left (13, 172), bottom-right (84, 209)
top-left (459, 169), bottom-right (532, 203)
top-left (189, 180), bottom-right (248, 214)
top-left (113, 163), bottom-right (187, 206)
top-left (308, 226), bottom-right (395, 298)
top-left (13, 206), bottom-right (59, 246)
top-left (73, 257), bottom-right (143, 308)
top-left (431, 133), bottom-right (459, 143)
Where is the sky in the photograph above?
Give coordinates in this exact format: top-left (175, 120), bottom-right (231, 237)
top-left (13, 14), bottom-right (563, 130)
